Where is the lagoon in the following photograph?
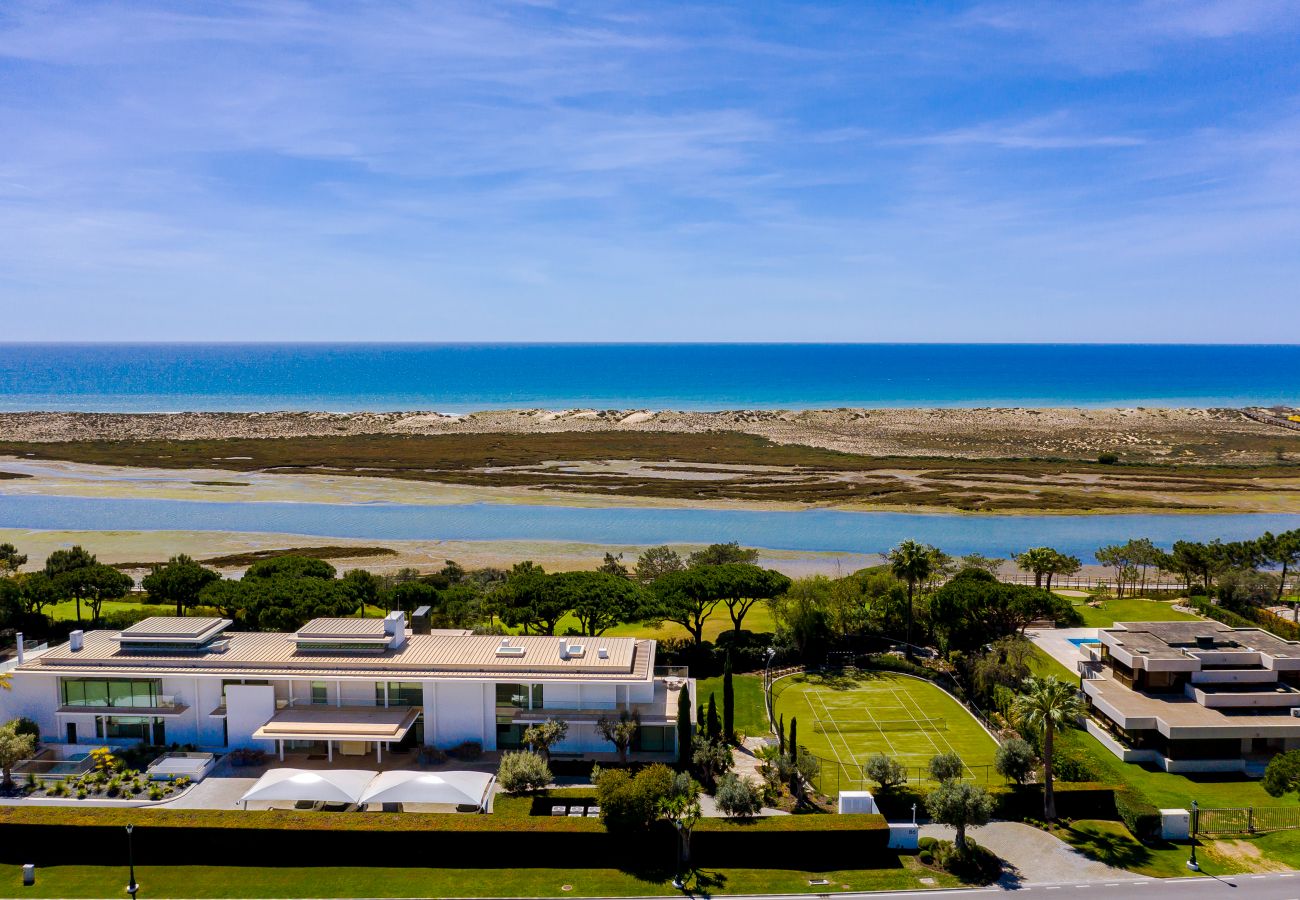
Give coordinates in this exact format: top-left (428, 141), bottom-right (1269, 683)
top-left (2, 494), bottom-right (1297, 562)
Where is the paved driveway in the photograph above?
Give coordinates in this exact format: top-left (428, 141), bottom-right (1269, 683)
top-left (920, 821), bottom-right (1141, 887)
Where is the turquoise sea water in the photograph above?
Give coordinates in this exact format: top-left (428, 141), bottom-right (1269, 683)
top-left (2, 495), bottom-right (1296, 562)
top-left (1, 343), bottom-right (1297, 411)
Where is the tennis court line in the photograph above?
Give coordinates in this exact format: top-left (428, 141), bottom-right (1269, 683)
top-left (884, 678), bottom-right (948, 759)
top-left (808, 688), bottom-right (866, 766)
top-left (890, 677), bottom-right (965, 763)
top-left (799, 687), bottom-right (848, 769)
top-left (816, 680), bottom-right (900, 764)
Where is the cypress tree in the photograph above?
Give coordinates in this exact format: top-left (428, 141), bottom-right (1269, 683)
top-left (722, 651), bottom-right (735, 743)
top-left (777, 713), bottom-right (785, 755)
top-left (676, 684), bottom-right (693, 770)
top-left (706, 692), bottom-right (721, 741)
top-left (788, 715), bottom-right (800, 796)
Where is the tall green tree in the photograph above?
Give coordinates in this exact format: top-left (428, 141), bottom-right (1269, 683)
top-left (649, 567), bottom-right (724, 647)
top-left (1045, 550), bottom-right (1082, 591)
top-left (888, 540), bottom-right (934, 660)
top-left (141, 554), bottom-right (220, 617)
top-left (340, 569), bottom-right (383, 617)
top-left (65, 565), bottom-right (133, 622)
top-left (1011, 676), bottom-right (1084, 820)
top-left (554, 571), bottom-right (645, 636)
top-left (0, 543), bottom-right (27, 576)
top-left (1258, 530), bottom-right (1300, 607)
top-left (635, 546), bottom-right (685, 584)
top-left (712, 563), bottom-right (791, 633)
top-left (0, 720), bottom-right (37, 789)
top-left (722, 651), bottom-right (735, 742)
top-left (497, 567), bottom-right (569, 636)
top-left (925, 781), bottom-right (994, 853)
top-left (688, 542), bottom-right (759, 568)
top-left (706, 693), bottom-right (721, 741)
top-left (676, 684), bottom-right (693, 771)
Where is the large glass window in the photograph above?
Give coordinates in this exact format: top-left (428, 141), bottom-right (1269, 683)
top-left (61, 678), bottom-right (160, 708)
top-left (94, 716), bottom-right (161, 742)
top-left (635, 725), bottom-right (673, 753)
top-left (531, 684), bottom-right (544, 708)
top-left (495, 683), bottom-right (529, 709)
top-left (496, 724), bottom-right (526, 750)
top-left (310, 682), bottom-right (329, 705)
top-left (377, 682), bottom-right (423, 707)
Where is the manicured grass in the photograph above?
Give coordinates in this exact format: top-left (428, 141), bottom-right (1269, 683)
top-left (696, 674), bottom-right (768, 738)
top-left (46, 598), bottom-right (152, 622)
top-left (772, 671), bottom-right (998, 776)
top-left (1071, 597), bottom-right (1201, 629)
top-left (6, 861), bottom-right (957, 898)
top-left (513, 603), bottom-right (776, 644)
top-left (1051, 820), bottom-right (1227, 879)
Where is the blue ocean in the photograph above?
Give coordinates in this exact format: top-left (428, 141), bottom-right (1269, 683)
top-left (0, 343), bottom-right (1297, 412)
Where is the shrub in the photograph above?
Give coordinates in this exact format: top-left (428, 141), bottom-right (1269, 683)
top-left (864, 753), bottom-right (907, 793)
top-left (448, 741), bottom-right (482, 761)
top-left (148, 784), bottom-right (164, 801)
top-left (1115, 788), bottom-right (1160, 841)
top-left (497, 751), bottom-right (553, 795)
top-left (13, 717), bottom-right (40, 745)
top-left (227, 747), bottom-right (267, 767)
top-left (928, 752), bottom-right (964, 784)
top-left (419, 745), bottom-right (448, 765)
top-left (715, 774), bottom-right (763, 818)
top-left (1051, 745), bottom-right (1099, 783)
top-left (1097, 453), bottom-right (1119, 465)
top-left (995, 738), bottom-right (1036, 785)
top-left (918, 836), bottom-right (937, 851)
top-left (597, 764), bottom-right (675, 833)
top-left (918, 850), bottom-right (934, 864)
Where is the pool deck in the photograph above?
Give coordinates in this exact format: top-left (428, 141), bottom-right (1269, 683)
top-left (1028, 627), bottom-right (1101, 679)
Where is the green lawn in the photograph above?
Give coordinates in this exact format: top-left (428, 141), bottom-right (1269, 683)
top-left (7, 861), bottom-right (957, 898)
top-left (772, 671), bottom-right (999, 777)
top-left (696, 674), bottom-right (768, 738)
top-left (46, 598), bottom-right (155, 622)
top-left (1071, 597), bottom-right (1201, 629)
top-left (1052, 820), bottom-right (1232, 879)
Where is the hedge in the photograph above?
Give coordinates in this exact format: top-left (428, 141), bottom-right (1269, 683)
top-left (872, 781), bottom-right (1118, 823)
top-left (1115, 787), bottom-right (1161, 841)
top-left (0, 806), bottom-right (889, 870)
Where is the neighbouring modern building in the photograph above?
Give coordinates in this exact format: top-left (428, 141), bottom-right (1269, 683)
top-left (1081, 620), bottom-right (1300, 773)
top-left (0, 613), bottom-right (689, 763)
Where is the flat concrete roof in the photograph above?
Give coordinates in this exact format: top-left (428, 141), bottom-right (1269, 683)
top-left (25, 628), bottom-right (654, 682)
top-left (119, 617), bottom-right (231, 642)
top-left (296, 618), bottom-right (389, 640)
top-left (253, 706), bottom-right (421, 742)
top-left (1086, 673), bottom-right (1300, 739)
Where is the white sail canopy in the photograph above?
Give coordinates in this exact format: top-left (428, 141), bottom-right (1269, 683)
top-left (238, 768), bottom-right (374, 805)
top-left (358, 770), bottom-right (494, 809)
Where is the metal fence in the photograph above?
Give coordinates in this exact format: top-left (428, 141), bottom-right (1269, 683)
top-left (806, 756), bottom-right (1006, 798)
top-left (1197, 806), bottom-right (1300, 835)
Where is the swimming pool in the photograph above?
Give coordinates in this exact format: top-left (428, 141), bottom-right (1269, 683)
top-left (1067, 637), bottom-right (1101, 648)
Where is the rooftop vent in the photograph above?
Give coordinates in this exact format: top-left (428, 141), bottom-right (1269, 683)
top-left (558, 639), bottom-right (569, 660)
top-left (597, 647), bottom-right (609, 659)
top-left (69, 630), bottom-right (83, 652)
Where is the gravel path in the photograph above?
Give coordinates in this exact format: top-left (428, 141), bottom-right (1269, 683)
top-left (920, 821), bottom-right (1142, 887)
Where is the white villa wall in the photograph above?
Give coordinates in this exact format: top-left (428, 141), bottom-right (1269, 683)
top-left (225, 685), bottom-right (275, 750)
top-left (543, 682), bottom-right (581, 710)
top-left (580, 683), bottom-right (617, 710)
top-left (628, 680), bottom-right (654, 703)
top-left (434, 681), bottom-right (489, 748)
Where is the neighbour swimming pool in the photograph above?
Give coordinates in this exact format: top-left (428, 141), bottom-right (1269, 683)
top-left (1067, 637), bottom-right (1101, 648)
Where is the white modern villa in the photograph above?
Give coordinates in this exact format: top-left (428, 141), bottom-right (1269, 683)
top-left (0, 613), bottom-right (688, 763)
top-left (1082, 620), bottom-right (1300, 773)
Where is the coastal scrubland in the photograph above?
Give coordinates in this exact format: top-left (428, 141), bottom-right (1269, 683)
top-left (3, 427), bottom-right (1298, 513)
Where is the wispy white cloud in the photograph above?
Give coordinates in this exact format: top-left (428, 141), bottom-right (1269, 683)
top-left (0, 0), bottom-right (1296, 340)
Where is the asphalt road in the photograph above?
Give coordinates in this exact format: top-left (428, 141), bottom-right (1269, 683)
top-left (675, 872), bottom-right (1300, 900)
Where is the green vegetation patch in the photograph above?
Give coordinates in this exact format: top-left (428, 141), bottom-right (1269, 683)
top-left (772, 671), bottom-right (999, 777)
top-left (697, 674), bottom-right (768, 738)
top-left (1071, 597), bottom-right (1201, 629)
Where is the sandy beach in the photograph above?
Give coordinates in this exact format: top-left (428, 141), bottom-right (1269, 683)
top-left (3, 406), bottom-right (1297, 463)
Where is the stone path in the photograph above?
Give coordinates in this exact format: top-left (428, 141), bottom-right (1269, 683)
top-left (920, 821), bottom-right (1141, 887)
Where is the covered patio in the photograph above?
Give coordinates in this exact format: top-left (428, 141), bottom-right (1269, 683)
top-left (252, 705), bottom-right (421, 764)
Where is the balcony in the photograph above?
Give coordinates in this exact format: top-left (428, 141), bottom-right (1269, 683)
top-left (58, 695), bottom-right (189, 717)
top-left (509, 679), bottom-right (685, 724)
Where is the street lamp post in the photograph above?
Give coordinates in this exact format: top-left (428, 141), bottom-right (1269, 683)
top-left (763, 647), bottom-right (777, 730)
top-left (125, 824), bottom-right (139, 897)
top-left (1187, 801), bottom-right (1199, 872)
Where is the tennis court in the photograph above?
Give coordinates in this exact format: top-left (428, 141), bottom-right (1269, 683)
top-left (771, 671), bottom-right (999, 777)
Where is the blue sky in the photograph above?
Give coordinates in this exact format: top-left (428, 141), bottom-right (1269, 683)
top-left (1, 1), bottom-right (1297, 341)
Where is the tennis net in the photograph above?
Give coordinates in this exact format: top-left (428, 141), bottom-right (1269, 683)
top-left (812, 716), bottom-right (947, 733)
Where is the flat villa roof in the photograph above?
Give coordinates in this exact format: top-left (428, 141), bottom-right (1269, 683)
top-left (119, 616), bottom-right (232, 643)
top-left (1103, 621), bottom-right (1300, 659)
top-left (1085, 674), bottom-right (1300, 738)
top-left (24, 618), bottom-right (654, 681)
top-left (252, 706), bottom-right (422, 742)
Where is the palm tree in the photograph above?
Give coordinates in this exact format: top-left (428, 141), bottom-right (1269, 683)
top-left (1011, 675), bottom-right (1084, 820)
top-left (1015, 547), bottom-right (1055, 589)
top-left (889, 540), bottom-right (933, 661)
